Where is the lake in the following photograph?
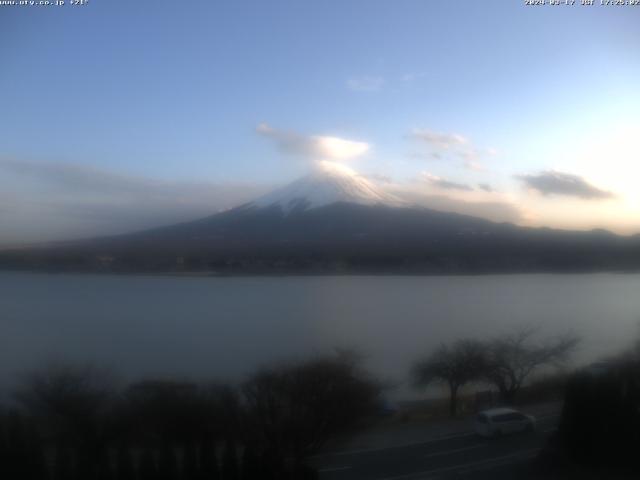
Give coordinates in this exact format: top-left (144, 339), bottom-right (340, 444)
top-left (1, 271), bottom-right (639, 398)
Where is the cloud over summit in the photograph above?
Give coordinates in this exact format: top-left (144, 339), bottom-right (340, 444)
top-left (256, 123), bottom-right (370, 161)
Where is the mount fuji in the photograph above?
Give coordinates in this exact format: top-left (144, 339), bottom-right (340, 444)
top-left (249, 161), bottom-right (406, 213)
top-left (2, 162), bottom-right (640, 274)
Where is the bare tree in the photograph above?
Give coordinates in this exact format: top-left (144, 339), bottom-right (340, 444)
top-left (412, 339), bottom-right (486, 417)
top-left (242, 352), bottom-right (380, 475)
top-left (15, 364), bottom-right (116, 479)
top-left (484, 326), bottom-right (579, 404)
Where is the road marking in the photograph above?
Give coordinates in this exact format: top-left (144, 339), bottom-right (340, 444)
top-left (314, 412), bottom-right (560, 460)
top-left (423, 444), bottom-right (485, 458)
top-left (318, 466), bottom-right (351, 473)
top-left (451, 448), bottom-right (541, 477)
top-left (536, 413), bottom-right (560, 421)
top-left (377, 448), bottom-right (541, 480)
top-left (312, 432), bottom-right (475, 458)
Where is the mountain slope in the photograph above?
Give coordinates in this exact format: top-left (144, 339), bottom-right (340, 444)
top-left (249, 161), bottom-right (405, 213)
top-left (1, 165), bottom-right (640, 274)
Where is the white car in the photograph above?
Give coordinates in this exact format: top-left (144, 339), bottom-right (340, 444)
top-left (474, 407), bottom-right (536, 437)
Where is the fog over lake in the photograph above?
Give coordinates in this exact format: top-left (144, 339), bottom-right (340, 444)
top-left (2, 272), bottom-right (639, 398)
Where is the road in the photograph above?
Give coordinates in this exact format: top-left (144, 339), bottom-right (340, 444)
top-left (313, 413), bottom-right (559, 480)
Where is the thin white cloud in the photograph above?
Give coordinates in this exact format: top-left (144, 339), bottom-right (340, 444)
top-left (407, 151), bottom-right (443, 161)
top-left (0, 159), bottom-right (269, 245)
top-left (386, 184), bottom-right (522, 224)
top-left (464, 159), bottom-right (485, 171)
top-left (516, 170), bottom-right (615, 200)
top-left (346, 75), bottom-right (385, 92)
top-left (256, 123), bottom-right (370, 161)
top-left (419, 172), bottom-right (474, 192)
top-left (409, 128), bottom-right (490, 171)
top-left (410, 129), bottom-right (468, 150)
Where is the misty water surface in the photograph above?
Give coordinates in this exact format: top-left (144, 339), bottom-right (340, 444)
top-left (2, 272), bottom-right (639, 397)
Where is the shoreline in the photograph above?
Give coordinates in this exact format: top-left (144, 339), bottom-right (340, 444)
top-left (2, 268), bottom-right (640, 279)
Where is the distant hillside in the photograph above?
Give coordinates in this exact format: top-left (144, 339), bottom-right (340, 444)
top-left (1, 201), bottom-right (639, 275)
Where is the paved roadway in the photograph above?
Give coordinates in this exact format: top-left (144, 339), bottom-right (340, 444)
top-left (313, 413), bottom-right (559, 480)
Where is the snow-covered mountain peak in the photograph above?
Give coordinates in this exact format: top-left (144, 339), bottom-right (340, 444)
top-left (250, 161), bottom-right (405, 213)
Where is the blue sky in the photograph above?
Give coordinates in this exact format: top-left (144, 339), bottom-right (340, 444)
top-left (1, 0), bottom-right (640, 243)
